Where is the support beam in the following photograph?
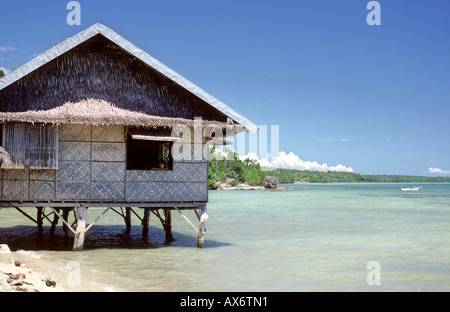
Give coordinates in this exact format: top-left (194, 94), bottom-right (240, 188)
top-left (164, 209), bottom-right (175, 243)
top-left (84, 207), bottom-right (110, 233)
top-left (174, 207), bottom-right (199, 234)
top-left (73, 207), bottom-right (87, 251)
top-left (49, 208), bottom-right (60, 237)
top-left (151, 209), bottom-right (166, 227)
top-left (62, 209), bottom-right (70, 238)
top-left (37, 207), bottom-right (43, 233)
top-left (42, 208), bottom-right (54, 224)
top-left (125, 207), bottom-right (131, 234)
top-left (14, 207), bottom-right (37, 224)
top-left (142, 208), bottom-right (150, 238)
top-left (197, 204), bottom-right (208, 248)
top-left (49, 207), bottom-right (76, 235)
top-left (130, 208), bottom-right (143, 223)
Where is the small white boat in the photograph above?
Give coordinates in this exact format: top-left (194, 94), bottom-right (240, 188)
top-left (401, 186), bottom-right (422, 191)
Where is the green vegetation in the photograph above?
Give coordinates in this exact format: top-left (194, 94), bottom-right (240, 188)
top-left (0, 69), bottom-right (5, 78)
top-left (208, 148), bottom-right (450, 188)
top-left (270, 169), bottom-right (450, 184)
top-left (208, 147), bottom-right (265, 188)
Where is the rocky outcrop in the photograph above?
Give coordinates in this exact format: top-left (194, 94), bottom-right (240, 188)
top-left (264, 176), bottom-right (278, 189)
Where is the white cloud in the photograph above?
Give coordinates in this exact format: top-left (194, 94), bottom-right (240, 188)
top-left (428, 167), bottom-right (450, 174)
top-left (0, 45), bottom-right (15, 52)
top-left (228, 150), bottom-right (353, 173)
top-left (269, 152), bottom-right (353, 172)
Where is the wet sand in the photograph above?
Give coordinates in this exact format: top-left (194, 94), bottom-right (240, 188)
top-left (0, 256), bottom-right (65, 292)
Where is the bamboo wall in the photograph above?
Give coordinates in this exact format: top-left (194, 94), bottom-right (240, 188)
top-left (0, 124), bottom-right (208, 203)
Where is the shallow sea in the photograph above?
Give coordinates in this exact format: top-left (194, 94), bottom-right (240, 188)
top-left (0, 183), bottom-right (449, 292)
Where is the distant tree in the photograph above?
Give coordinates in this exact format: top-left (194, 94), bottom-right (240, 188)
top-left (0, 69), bottom-right (5, 78)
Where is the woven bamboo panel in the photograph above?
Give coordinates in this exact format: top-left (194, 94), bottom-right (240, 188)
top-left (2, 169), bottom-right (29, 180)
top-left (172, 143), bottom-right (207, 162)
top-left (92, 125), bottom-right (125, 142)
top-left (149, 170), bottom-right (174, 182)
top-left (173, 163), bottom-right (208, 182)
top-left (2, 180), bottom-right (29, 199)
top-left (190, 183), bottom-right (207, 201)
top-left (59, 124), bottom-right (91, 142)
top-left (193, 143), bottom-right (207, 162)
top-left (56, 182), bottom-right (90, 200)
top-left (30, 170), bottom-right (55, 181)
top-left (92, 162), bottom-right (126, 182)
top-left (59, 142), bottom-right (91, 161)
top-left (149, 182), bottom-right (173, 201)
top-left (92, 143), bottom-right (125, 161)
top-left (56, 161), bottom-right (90, 182)
top-left (126, 182), bottom-right (150, 201)
top-left (91, 182), bottom-right (125, 200)
top-left (126, 170), bottom-right (150, 182)
top-left (29, 181), bottom-right (54, 200)
top-left (173, 182), bottom-right (207, 201)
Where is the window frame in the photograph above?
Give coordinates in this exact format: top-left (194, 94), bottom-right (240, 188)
top-left (126, 128), bottom-right (178, 171)
top-left (1, 122), bottom-right (59, 169)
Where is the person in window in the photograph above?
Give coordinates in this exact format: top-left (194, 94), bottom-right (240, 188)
top-left (152, 159), bottom-right (167, 170)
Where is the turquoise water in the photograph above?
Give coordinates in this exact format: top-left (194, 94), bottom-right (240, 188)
top-left (0, 183), bottom-right (449, 291)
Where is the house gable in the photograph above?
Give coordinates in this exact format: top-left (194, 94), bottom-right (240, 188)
top-left (0, 23), bottom-right (257, 132)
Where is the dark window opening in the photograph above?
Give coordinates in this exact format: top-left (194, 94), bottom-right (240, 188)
top-left (126, 130), bottom-right (174, 171)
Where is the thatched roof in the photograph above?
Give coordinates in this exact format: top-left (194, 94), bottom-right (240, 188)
top-left (0, 23), bottom-right (257, 132)
top-left (0, 99), bottom-right (242, 130)
top-left (0, 146), bottom-right (12, 167)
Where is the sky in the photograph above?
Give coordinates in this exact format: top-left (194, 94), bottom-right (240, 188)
top-left (0, 0), bottom-right (449, 176)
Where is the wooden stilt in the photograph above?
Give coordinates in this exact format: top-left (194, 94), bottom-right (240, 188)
top-left (197, 204), bottom-right (208, 248)
top-left (164, 209), bottom-right (175, 243)
top-left (37, 207), bottom-right (43, 234)
top-left (73, 207), bottom-right (87, 251)
top-left (125, 207), bottom-right (131, 234)
top-left (142, 208), bottom-right (150, 238)
top-left (49, 208), bottom-right (60, 238)
top-left (62, 209), bottom-right (70, 238)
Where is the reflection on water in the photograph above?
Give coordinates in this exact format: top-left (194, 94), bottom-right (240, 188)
top-left (0, 183), bottom-right (449, 291)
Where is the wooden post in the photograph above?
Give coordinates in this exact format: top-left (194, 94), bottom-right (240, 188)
top-left (197, 204), bottom-right (208, 248)
top-left (125, 207), bottom-right (131, 234)
top-left (49, 208), bottom-right (60, 238)
top-left (142, 208), bottom-right (150, 238)
top-left (164, 209), bottom-right (175, 243)
top-left (36, 207), bottom-right (43, 234)
top-left (73, 207), bottom-right (87, 251)
top-left (62, 209), bottom-right (70, 239)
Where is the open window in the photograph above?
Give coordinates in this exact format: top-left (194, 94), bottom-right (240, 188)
top-left (126, 128), bottom-right (179, 170)
top-left (1, 122), bottom-right (58, 169)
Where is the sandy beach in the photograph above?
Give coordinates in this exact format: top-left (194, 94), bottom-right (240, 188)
top-left (1, 249), bottom-right (65, 292)
top-left (214, 182), bottom-right (266, 190)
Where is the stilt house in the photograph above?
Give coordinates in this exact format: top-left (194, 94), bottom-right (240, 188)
top-left (0, 23), bottom-right (257, 250)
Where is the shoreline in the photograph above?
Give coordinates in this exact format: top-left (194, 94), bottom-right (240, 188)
top-left (213, 183), bottom-right (265, 190)
top-left (0, 251), bottom-right (65, 292)
top-left (211, 183), bottom-right (292, 191)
